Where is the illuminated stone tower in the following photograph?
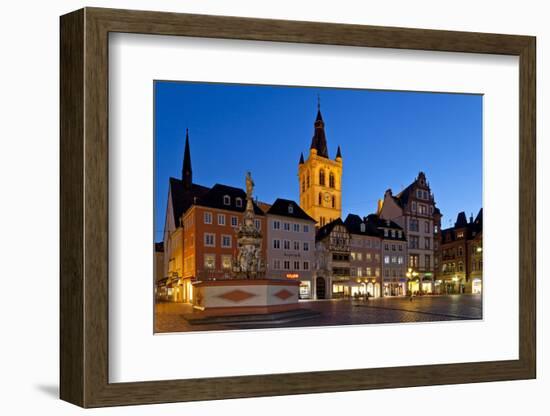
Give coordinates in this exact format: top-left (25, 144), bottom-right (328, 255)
top-left (298, 100), bottom-right (342, 227)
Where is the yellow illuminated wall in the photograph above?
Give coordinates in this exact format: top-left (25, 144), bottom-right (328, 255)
top-left (298, 148), bottom-right (342, 227)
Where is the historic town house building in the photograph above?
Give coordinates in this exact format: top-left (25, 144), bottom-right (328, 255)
top-left (378, 172), bottom-right (442, 294)
top-left (298, 104), bottom-right (343, 228)
top-left (266, 199), bottom-right (316, 299)
top-left (315, 219), bottom-right (351, 299)
top-left (440, 209), bottom-right (483, 294)
top-left (344, 214), bottom-right (383, 298)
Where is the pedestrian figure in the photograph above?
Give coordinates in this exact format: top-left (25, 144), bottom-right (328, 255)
top-left (365, 292), bottom-right (370, 303)
top-left (409, 293), bottom-right (414, 302)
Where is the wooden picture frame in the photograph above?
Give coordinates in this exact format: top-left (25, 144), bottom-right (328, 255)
top-left (60, 7), bottom-right (536, 408)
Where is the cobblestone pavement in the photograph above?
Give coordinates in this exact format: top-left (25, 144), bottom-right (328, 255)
top-left (155, 294), bottom-right (482, 333)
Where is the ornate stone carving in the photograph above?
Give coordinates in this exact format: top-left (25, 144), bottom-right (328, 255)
top-left (233, 172), bottom-right (265, 279)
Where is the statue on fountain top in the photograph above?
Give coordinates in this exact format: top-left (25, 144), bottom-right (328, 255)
top-left (233, 171), bottom-right (265, 279)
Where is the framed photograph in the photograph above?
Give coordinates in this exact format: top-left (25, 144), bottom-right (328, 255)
top-left (60, 7), bottom-right (536, 408)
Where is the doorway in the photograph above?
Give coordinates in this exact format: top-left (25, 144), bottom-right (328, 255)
top-left (316, 277), bottom-right (326, 299)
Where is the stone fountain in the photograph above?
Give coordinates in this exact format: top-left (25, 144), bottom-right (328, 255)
top-left (233, 172), bottom-right (265, 279)
top-left (189, 172), bottom-right (303, 320)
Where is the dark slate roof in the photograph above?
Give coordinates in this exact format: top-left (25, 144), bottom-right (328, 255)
top-left (441, 208), bottom-right (483, 243)
top-left (365, 214), bottom-right (406, 241)
top-left (155, 242), bottom-right (164, 252)
top-left (344, 214), bottom-right (380, 237)
top-left (316, 217), bottom-right (346, 241)
top-left (267, 198), bottom-right (315, 222)
top-left (182, 129), bottom-right (192, 189)
top-left (470, 208), bottom-right (483, 234)
top-left (335, 145), bottom-right (342, 159)
top-left (394, 183), bottom-right (413, 207)
top-left (310, 109), bottom-right (329, 158)
top-left (299, 152), bottom-right (304, 164)
top-left (169, 177), bottom-right (210, 225)
top-left (195, 184), bottom-right (265, 215)
top-left (455, 211), bottom-right (468, 228)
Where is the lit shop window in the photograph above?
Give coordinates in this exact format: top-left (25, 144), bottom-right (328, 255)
top-left (222, 255), bottom-right (232, 270)
top-left (204, 254), bottom-right (215, 269)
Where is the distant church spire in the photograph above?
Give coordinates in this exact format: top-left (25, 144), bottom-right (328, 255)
top-left (182, 128), bottom-right (192, 190)
top-left (310, 96), bottom-right (329, 158)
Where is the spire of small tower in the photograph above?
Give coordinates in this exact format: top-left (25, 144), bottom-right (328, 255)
top-left (310, 96), bottom-right (329, 158)
top-left (299, 152), bottom-right (304, 164)
top-left (182, 128), bottom-right (192, 191)
top-left (335, 145), bottom-right (342, 159)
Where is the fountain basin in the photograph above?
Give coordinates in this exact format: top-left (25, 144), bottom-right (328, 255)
top-left (191, 279), bottom-right (301, 317)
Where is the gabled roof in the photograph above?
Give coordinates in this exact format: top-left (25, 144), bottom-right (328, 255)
top-left (394, 184), bottom-right (413, 207)
top-left (195, 184), bottom-right (265, 215)
top-left (267, 198), bottom-right (315, 222)
top-left (169, 177), bottom-right (210, 225)
top-left (344, 214), bottom-right (380, 237)
top-left (316, 217), bottom-right (346, 241)
top-left (256, 201), bottom-right (272, 214)
top-left (441, 208), bottom-right (483, 244)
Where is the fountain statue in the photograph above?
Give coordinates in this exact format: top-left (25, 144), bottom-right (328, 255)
top-left (233, 172), bottom-right (265, 279)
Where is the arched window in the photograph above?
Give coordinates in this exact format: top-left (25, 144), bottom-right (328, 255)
top-left (458, 261), bottom-right (464, 272)
top-left (306, 173), bottom-right (310, 188)
top-left (331, 195), bottom-right (335, 208)
top-left (301, 176), bottom-right (305, 193)
top-left (458, 246), bottom-right (463, 256)
top-left (329, 172), bottom-right (335, 188)
top-left (318, 193), bottom-right (322, 205)
top-left (319, 169), bottom-right (326, 186)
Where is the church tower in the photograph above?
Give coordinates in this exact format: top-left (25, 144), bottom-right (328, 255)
top-left (182, 128), bottom-right (192, 190)
top-left (298, 100), bottom-right (342, 227)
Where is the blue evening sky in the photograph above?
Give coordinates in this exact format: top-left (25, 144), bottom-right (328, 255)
top-left (154, 81), bottom-right (482, 242)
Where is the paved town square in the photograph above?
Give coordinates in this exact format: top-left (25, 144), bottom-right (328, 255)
top-left (154, 85), bottom-right (483, 332)
top-left (155, 294), bottom-right (482, 333)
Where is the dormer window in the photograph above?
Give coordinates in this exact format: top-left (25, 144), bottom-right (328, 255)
top-left (223, 195), bottom-right (231, 206)
top-left (360, 223), bottom-right (366, 233)
top-left (288, 204), bottom-right (294, 214)
top-left (235, 197), bottom-right (243, 208)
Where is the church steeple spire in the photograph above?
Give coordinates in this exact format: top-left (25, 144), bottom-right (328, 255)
top-left (310, 96), bottom-right (329, 158)
top-left (182, 128), bottom-right (192, 191)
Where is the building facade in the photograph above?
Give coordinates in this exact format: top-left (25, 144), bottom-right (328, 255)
top-left (315, 219), bottom-right (352, 299)
top-left (298, 104), bottom-right (343, 228)
top-left (344, 214), bottom-right (383, 298)
top-left (366, 215), bottom-right (408, 296)
top-left (180, 185), bottom-right (267, 302)
top-left (467, 209), bottom-right (483, 294)
top-left (161, 130), bottom-right (267, 303)
top-left (439, 209), bottom-right (483, 294)
top-left (378, 171), bottom-right (441, 294)
top-left (266, 199), bottom-right (316, 299)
